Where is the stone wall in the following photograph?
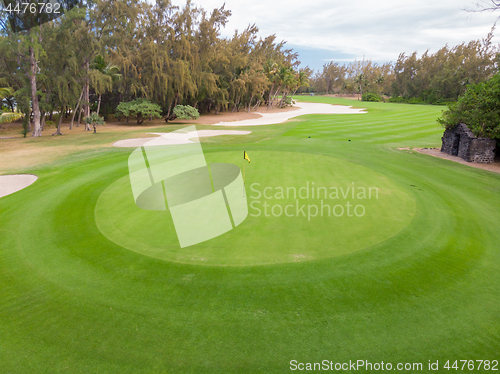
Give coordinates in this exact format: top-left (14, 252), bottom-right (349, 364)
top-left (467, 138), bottom-right (497, 163)
top-left (441, 123), bottom-right (497, 164)
top-left (441, 130), bottom-right (456, 154)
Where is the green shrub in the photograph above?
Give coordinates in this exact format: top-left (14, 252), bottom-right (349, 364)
top-left (407, 97), bottom-right (424, 104)
top-left (84, 113), bottom-right (105, 126)
top-left (362, 93), bottom-right (383, 102)
top-left (438, 72), bottom-right (500, 139)
top-left (281, 96), bottom-right (296, 106)
top-left (116, 99), bottom-right (162, 124)
top-left (173, 105), bottom-right (200, 120)
top-left (388, 96), bottom-right (406, 103)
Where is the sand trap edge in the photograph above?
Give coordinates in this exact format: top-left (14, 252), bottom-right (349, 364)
top-left (0, 174), bottom-right (38, 198)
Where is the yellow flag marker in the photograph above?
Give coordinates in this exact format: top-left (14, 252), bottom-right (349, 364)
top-left (243, 151), bottom-right (251, 196)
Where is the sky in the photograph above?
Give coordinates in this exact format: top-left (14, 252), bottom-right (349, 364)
top-left (168, 0), bottom-right (500, 72)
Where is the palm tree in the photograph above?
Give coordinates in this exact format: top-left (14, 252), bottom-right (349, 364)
top-left (263, 60), bottom-right (278, 109)
top-left (291, 70), bottom-right (310, 96)
top-left (0, 87), bottom-right (23, 124)
top-left (96, 64), bottom-right (122, 116)
top-left (277, 66), bottom-right (297, 107)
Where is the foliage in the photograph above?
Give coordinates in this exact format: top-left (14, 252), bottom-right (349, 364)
top-left (310, 29), bottom-right (499, 104)
top-left (280, 96), bottom-right (295, 106)
top-left (407, 97), bottom-right (425, 104)
top-left (84, 112), bottom-right (105, 126)
top-left (438, 72), bottom-right (500, 139)
top-left (0, 87), bottom-right (14, 99)
top-left (0, 86), bottom-right (23, 123)
top-left (388, 96), bottom-right (406, 103)
top-left (0, 112), bottom-right (23, 124)
top-left (0, 0), bottom-right (302, 136)
top-left (21, 115), bottom-right (29, 138)
top-left (391, 29), bottom-right (498, 103)
top-left (116, 99), bottom-right (161, 124)
top-left (173, 105), bottom-right (200, 120)
top-left (362, 92), bottom-right (383, 102)
top-left (312, 58), bottom-right (393, 96)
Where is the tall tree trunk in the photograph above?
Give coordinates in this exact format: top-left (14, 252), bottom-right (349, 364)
top-left (77, 107), bottom-right (83, 127)
top-left (40, 111), bottom-right (46, 130)
top-left (83, 61), bottom-right (90, 117)
top-left (165, 94), bottom-right (179, 121)
top-left (70, 89), bottom-right (84, 129)
top-left (165, 100), bottom-right (173, 120)
top-left (268, 85), bottom-right (280, 110)
top-left (247, 95), bottom-right (254, 112)
top-left (29, 45), bottom-right (41, 137)
top-left (96, 93), bottom-right (102, 115)
top-left (53, 106), bottom-right (63, 135)
top-left (267, 84), bottom-right (275, 110)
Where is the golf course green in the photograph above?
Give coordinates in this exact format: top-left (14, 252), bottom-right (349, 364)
top-left (0, 97), bottom-right (499, 373)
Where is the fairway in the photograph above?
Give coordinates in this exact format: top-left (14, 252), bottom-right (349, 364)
top-left (1, 97), bottom-right (499, 373)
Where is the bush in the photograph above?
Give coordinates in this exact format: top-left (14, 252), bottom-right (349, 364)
top-left (432, 99), bottom-right (455, 106)
top-left (116, 99), bottom-right (162, 124)
top-left (438, 72), bottom-right (500, 139)
top-left (281, 96), bottom-right (296, 106)
top-left (85, 112), bottom-right (105, 125)
top-left (388, 96), bottom-right (406, 103)
top-left (407, 97), bottom-right (424, 104)
top-left (362, 93), bottom-right (383, 102)
top-left (173, 105), bottom-right (200, 120)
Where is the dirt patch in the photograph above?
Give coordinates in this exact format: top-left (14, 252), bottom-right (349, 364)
top-left (412, 147), bottom-right (500, 174)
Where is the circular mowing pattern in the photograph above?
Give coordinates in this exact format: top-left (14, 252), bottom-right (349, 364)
top-left (95, 151), bottom-right (416, 266)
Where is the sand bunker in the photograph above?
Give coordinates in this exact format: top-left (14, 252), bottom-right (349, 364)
top-left (113, 101), bottom-right (365, 147)
top-left (0, 174), bottom-right (38, 198)
top-left (210, 101), bottom-right (366, 127)
top-left (113, 130), bottom-right (251, 148)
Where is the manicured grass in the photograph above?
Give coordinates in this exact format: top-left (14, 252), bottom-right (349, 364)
top-left (96, 151), bottom-right (415, 265)
top-left (0, 97), bottom-right (499, 373)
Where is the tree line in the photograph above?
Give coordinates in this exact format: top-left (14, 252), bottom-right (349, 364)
top-left (0, 0), bottom-right (309, 137)
top-left (310, 29), bottom-right (499, 104)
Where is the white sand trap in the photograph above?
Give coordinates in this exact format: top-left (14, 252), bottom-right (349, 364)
top-left (211, 101), bottom-right (366, 127)
top-left (0, 174), bottom-right (38, 198)
top-left (113, 130), bottom-right (251, 148)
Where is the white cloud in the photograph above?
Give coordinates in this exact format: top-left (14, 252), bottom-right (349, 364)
top-left (169, 0), bottom-right (500, 66)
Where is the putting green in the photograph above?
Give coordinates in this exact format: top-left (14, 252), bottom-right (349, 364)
top-left (95, 150), bottom-right (416, 265)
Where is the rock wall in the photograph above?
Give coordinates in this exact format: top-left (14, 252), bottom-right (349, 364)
top-left (441, 124), bottom-right (497, 164)
top-left (467, 138), bottom-right (497, 163)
